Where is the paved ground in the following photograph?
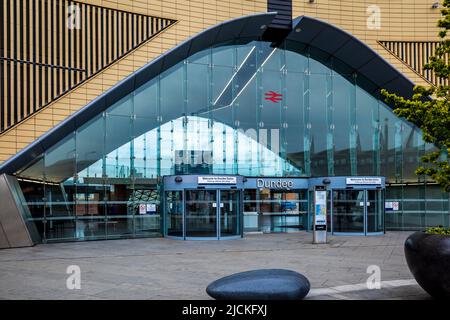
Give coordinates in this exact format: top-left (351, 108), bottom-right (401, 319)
top-left (0, 232), bottom-right (431, 300)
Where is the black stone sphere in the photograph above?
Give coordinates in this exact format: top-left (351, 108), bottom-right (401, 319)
top-left (404, 231), bottom-right (450, 299)
top-left (206, 269), bottom-right (310, 300)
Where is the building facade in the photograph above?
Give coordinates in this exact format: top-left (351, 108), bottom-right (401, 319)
top-left (0, 0), bottom-right (449, 247)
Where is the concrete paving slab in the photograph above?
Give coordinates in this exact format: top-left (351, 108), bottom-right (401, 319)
top-left (0, 232), bottom-right (432, 300)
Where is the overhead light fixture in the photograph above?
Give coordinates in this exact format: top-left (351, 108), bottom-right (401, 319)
top-left (175, 176), bottom-right (183, 183)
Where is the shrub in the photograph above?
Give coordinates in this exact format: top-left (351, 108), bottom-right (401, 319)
top-left (425, 226), bottom-right (450, 235)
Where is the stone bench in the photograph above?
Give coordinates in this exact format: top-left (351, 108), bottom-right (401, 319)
top-left (206, 269), bottom-right (310, 300)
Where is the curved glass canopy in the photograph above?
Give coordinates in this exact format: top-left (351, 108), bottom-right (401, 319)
top-left (19, 39), bottom-right (428, 182)
top-left (12, 39), bottom-right (440, 241)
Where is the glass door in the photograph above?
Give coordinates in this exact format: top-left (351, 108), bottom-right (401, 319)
top-left (332, 189), bottom-right (385, 235)
top-left (185, 189), bottom-right (217, 238)
top-left (165, 188), bottom-right (242, 239)
top-left (165, 191), bottom-right (183, 237)
top-left (332, 190), bottom-right (365, 234)
top-left (366, 189), bottom-right (385, 234)
top-left (219, 190), bottom-right (240, 237)
top-left (272, 190), bottom-right (307, 232)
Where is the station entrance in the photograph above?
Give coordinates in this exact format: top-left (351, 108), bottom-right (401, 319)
top-left (163, 175), bottom-right (385, 240)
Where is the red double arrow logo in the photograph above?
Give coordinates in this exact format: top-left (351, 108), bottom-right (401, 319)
top-left (264, 91), bottom-right (283, 103)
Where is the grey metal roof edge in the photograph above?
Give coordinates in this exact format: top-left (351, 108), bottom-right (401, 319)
top-left (290, 15), bottom-right (416, 91)
top-left (288, 15), bottom-right (425, 133)
top-left (0, 12), bottom-right (276, 175)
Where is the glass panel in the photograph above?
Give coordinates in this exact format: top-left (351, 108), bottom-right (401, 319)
top-left (243, 189), bottom-right (258, 232)
top-left (211, 65), bottom-right (234, 115)
top-left (133, 187), bottom-right (161, 236)
top-left (185, 190), bottom-right (217, 237)
top-left (380, 106), bottom-right (401, 182)
top-left (187, 62), bottom-right (209, 116)
top-left (425, 185), bottom-right (449, 227)
top-left (259, 188), bottom-right (272, 232)
top-left (260, 69), bottom-right (282, 176)
top-left (76, 115), bottom-right (106, 240)
top-left (257, 189), bottom-right (307, 233)
top-left (104, 114), bottom-right (133, 238)
top-left (17, 157), bottom-right (46, 220)
top-left (310, 74), bottom-right (328, 176)
top-left (333, 74), bottom-right (352, 175)
top-left (366, 190), bottom-right (384, 233)
top-left (45, 133), bottom-right (76, 232)
top-left (18, 179), bottom-right (46, 219)
top-left (220, 190), bottom-right (239, 237)
top-left (106, 217), bottom-right (134, 238)
top-left (401, 125), bottom-right (423, 183)
top-left (75, 217), bottom-right (106, 240)
top-left (332, 190), bottom-right (365, 233)
top-left (385, 211), bottom-right (402, 230)
top-left (165, 191), bottom-right (183, 237)
top-left (160, 67), bottom-right (184, 122)
top-left (44, 219), bottom-right (76, 241)
top-left (133, 78), bottom-right (158, 119)
top-left (133, 118), bottom-right (159, 179)
top-left (284, 71), bottom-right (305, 176)
top-left (108, 93), bottom-right (133, 117)
top-left (356, 87), bottom-right (379, 176)
top-left (285, 43), bottom-right (307, 73)
top-left (402, 212), bottom-right (423, 229)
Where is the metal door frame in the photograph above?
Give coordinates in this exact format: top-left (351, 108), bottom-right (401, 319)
top-left (331, 189), bottom-right (384, 236)
top-left (165, 188), bottom-right (242, 240)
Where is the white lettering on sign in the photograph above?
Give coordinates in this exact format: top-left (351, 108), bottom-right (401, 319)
top-left (198, 176), bottom-right (237, 184)
top-left (256, 179), bottom-right (294, 190)
top-left (346, 177), bottom-right (382, 185)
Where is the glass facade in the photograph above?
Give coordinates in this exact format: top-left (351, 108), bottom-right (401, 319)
top-left (243, 188), bottom-right (308, 233)
top-left (12, 39), bottom-right (449, 242)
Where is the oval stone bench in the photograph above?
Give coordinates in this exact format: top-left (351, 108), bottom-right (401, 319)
top-left (206, 269), bottom-right (310, 300)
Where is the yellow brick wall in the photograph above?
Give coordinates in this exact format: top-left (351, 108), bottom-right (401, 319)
top-left (292, 0), bottom-right (442, 86)
top-left (0, 0), bottom-right (442, 164)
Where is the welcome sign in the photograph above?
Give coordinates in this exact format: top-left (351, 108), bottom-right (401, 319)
top-left (346, 177), bottom-right (382, 185)
top-left (198, 176), bottom-right (237, 184)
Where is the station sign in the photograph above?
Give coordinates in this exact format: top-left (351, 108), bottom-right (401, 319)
top-left (256, 178), bottom-right (294, 190)
top-left (198, 176), bottom-right (237, 184)
top-left (346, 177), bottom-right (382, 185)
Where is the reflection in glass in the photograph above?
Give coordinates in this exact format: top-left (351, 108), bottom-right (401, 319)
top-left (185, 190), bottom-right (217, 237)
top-left (366, 190), bottom-right (384, 233)
top-left (220, 190), bottom-right (240, 236)
top-left (11, 38), bottom-right (446, 242)
top-left (166, 191), bottom-right (183, 237)
top-left (332, 190), bottom-right (365, 233)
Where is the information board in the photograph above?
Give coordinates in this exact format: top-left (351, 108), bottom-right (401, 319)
top-left (314, 190), bottom-right (327, 226)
